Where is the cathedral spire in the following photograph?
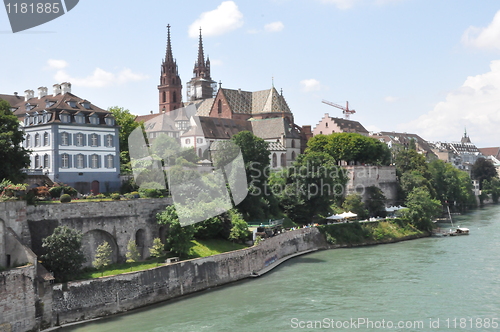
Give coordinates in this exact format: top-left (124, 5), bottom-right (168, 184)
top-left (165, 24), bottom-right (174, 64)
top-left (197, 27), bottom-right (205, 69)
top-left (159, 24), bottom-right (182, 113)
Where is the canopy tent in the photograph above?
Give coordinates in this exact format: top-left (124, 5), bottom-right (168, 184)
top-left (340, 211), bottom-right (357, 218)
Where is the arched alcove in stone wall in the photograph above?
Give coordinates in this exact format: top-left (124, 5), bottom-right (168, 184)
top-left (0, 219), bottom-right (5, 268)
top-left (82, 229), bottom-right (119, 267)
top-left (135, 229), bottom-right (146, 259)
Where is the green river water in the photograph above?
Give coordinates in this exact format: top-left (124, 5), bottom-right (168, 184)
top-left (60, 205), bottom-right (500, 331)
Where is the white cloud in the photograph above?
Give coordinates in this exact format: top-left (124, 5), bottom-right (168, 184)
top-left (46, 60), bottom-right (148, 88)
top-left (264, 21), bottom-right (284, 32)
top-left (399, 60), bottom-right (500, 146)
top-left (189, 1), bottom-right (244, 38)
top-left (301, 78), bottom-right (323, 92)
top-left (384, 96), bottom-right (399, 103)
top-left (462, 10), bottom-right (500, 50)
top-left (319, 0), bottom-right (358, 9)
top-left (45, 59), bottom-right (68, 70)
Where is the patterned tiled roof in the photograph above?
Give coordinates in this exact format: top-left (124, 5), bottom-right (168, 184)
top-left (268, 141), bottom-right (286, 151)
top-left (217, 87), bottom-right (292, 115)
top-left (192, 98), bottom-right (215, 116)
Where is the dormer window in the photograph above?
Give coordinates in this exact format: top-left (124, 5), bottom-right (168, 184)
top-left (67, 101), bottom-right (77, 108)
top-left (105, 117), bottom-right (115, 126)
top-left (75, 113), bottom-right (85, 124)
top-left (26, 103), bottom-right (35, 111)
top-left (89, 114), bottom-right (99, 125)
top-left (60, 113), bottom-right (70, 123)
top-left (45, 100), bottom-right (56, 108)
top-left (81, 101), bottom-right (91, 109)
top-left (24, 115), bottom-right (30, 126)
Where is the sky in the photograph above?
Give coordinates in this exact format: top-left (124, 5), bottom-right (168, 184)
top-left (2, 0), bottom-right (500, 147)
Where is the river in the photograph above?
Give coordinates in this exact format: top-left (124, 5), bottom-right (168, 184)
top-left (60, 205), bottom-right (500, 331)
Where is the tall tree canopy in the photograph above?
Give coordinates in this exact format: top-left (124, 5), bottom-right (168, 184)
top-left (471, 157), bottom-right (497, 189)
top-left (0, 99), bottom-right (30, 182)
top-left (306, 133), bottom-right (391, 166)
top-left (108, 106), bottom-right (141, 173)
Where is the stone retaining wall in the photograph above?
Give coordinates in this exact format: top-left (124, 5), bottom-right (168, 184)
top-left (52, 227), bottom-right (328, 325)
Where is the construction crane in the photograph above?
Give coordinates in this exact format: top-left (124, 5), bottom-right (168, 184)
top-left (322, 100), bottom-right (356, 120)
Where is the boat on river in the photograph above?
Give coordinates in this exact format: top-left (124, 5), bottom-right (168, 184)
top-left (449, 227), bottom-right (469, 236)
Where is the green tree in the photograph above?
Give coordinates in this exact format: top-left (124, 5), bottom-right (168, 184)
top-left (41, 226), bottom-right (86, 282)
top-left (126, 240), bottom-right (141, 263)
top-left (93, 241), bottom-right (112, 271)
top-left (471, 157), bottom-right (497, 189)
top-left (157, 205), bottom-right (195, 257)
top-left (108, 106), bottom-right (141, 173)
top-left (342, 194), bottom-right (369, 220)
top-left (0, 99), bottom-right (30, 182)
top-left (149, 238), bottom-right (165, 258)
top-left (401, 187), bottom-right (441, 232)
top-left (365, 186), bottom-right (386, 217)
top-left (306, 133), bottom-right (391, 165)
top-left (482, 177), bottom-right (500, 204)
top-left (228, 209), bottom-right (250, 242)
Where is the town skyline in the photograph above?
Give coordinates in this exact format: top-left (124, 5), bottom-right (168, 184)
top-left (2, 1), bottom-right (500, 146)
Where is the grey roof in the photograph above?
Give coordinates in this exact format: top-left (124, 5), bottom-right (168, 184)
top-left (197, 117), bottom-right (252, 139)
top-left (251, 117), bottom-right (300, 140)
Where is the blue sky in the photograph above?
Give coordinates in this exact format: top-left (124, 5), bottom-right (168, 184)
top-left (2, 0), bottom-right (500, 146)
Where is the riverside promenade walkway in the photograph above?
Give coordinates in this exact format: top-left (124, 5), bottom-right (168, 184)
top-left (250, 248), bottom-right (319, 277)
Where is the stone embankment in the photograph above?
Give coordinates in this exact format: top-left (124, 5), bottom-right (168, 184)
top-left (52, 227), bottom-right (328, 326)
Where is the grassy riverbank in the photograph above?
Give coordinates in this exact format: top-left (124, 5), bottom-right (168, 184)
top-left (318, 219), bottom-right (425, 246)
top-left (72, 239), bottom-right (248, 280)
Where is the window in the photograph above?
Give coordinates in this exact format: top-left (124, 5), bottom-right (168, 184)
top-left (34, 155), bottom-right (40, 168)
top-left (162, 91), bottom-right (166, 103)
top-left (218, 100), bottom-right (222, 114)
top-left (75, 114), bottom-right (85, 124)
top-left (197, 138), bottom-right (203, 144)
top-left (24, 117), bottom-right (29, 126)
top-left (91, 154), bottom-right (99, 168)
top-left (291, 151), bottom-right (296, 161)
top-left (325, 122), bottom-right (329, 128)
top-left (291, 140), bottom-right (295, 149)
top-left (185, 139), bottom-right (191, 145)
top-left (61, 132), bottom-right (69, 146)
top-left (272, 153), bottom-right (277, 168)
top-left (76, 154), bottom-right (84, 168)
top-left (61, 154), bottom-right (69, 168)
top-left (106, 155), bottom-right (114, 168)
top-left (35, 133), bottom-right (40, 147)
top-left (172, 91), bottom-right (177, 103)
top-left (76, 133), bottom-right (84, 146)
top-left (106, 134), bottom-right (113, 147)
top-left (26, 134), bottom-right (31, 147)
top-left (43, 154), bottom-right (49, 168)
top-left (89, 115), bottom-right (99, 125)
top-left (105, 117), bottom-right (115, 126)
top-left (44, 132), bottom-right (49, 146)
top-left (60, 114), bottom-right (70, 123)
top-left (90, 134), bottom-right (98, 147)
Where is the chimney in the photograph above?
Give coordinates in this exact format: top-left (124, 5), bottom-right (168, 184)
top-left (61, 82), bottom-right (71, 94)
top-left (24, 89), bottom-right (34, 101)
top-left (38, 86), bottom-right (48, 99)
top-left (53, 84), bottom-right (61, 96)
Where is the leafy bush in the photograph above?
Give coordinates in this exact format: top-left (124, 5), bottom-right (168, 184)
top-left (49, 184), bottom-right (77, 198)
top-left (60, 194), bottom-right (71, 203)
top-left (138, 182), bottom-right (168, 198)
top-left (111, 193), bottom-right (121, 200)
